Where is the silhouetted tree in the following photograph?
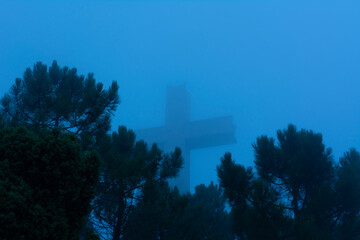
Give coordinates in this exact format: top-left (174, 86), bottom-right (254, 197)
top-left (333, 149), bottom-right (360, 239)
top-left (123, 182), bottom-right (232, 240)
top-left (1, 61), bottom-right (119, 148)
top-left (218, 124), bottom-right (360, 239)
top-left (0, 127), bottom-right (100, 239)
top-left (91, 126), bottom-right (183, 240)
top-left (123, 183), bottom-right (187, 240)
top-left (180, 182), bottom-right (232, 240)
top-left (253, 124), bottom-right (334, 238)
top-left (217, 153), bottom-right (290, 240)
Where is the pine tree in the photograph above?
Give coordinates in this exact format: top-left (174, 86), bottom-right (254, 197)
top-left (0, 127), bottom-right (100, 239)
top-left (218, 124), bottom-right (360, 239)
top-left (1, 61), bottom-right (119, 148)
top-left (91, 126), bottom-right (183, 240)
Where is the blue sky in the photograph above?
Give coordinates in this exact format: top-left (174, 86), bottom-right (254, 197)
top-left (1, 1), bottom-right (360, 191)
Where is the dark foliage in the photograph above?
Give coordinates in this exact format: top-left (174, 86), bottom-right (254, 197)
top-left (124, 182), bottom-right (232, 240)
top-left (1, 61), bottom-right (119, 148)
top-left (91, 126), bottom-right (183, 240)
top-left (0, 127), bottom-right (100, 239)
top-left (218, 124), bottom-right (360, 239)
top-left (218, 153), bottom-right (290, 240)
top-left (4, 61), bottom-right (360, 240)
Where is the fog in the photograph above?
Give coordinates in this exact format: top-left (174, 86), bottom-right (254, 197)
top-left (1, 1), bottom-right (360, 192)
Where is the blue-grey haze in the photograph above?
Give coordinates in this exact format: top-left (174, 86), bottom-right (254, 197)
top-left (1, 0), bottom-right (360, 192)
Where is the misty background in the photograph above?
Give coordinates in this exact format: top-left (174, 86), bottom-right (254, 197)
top-left (1, 1), bottom-right (360, 192)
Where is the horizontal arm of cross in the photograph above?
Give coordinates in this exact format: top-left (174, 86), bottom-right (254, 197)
top-left (184, 116), bottom-right (236, 150)
top-left (135, 116), bottom-right (236, 151)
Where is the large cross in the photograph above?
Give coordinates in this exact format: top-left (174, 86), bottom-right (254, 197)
top-left (135, 85), bottom-right (236, 193)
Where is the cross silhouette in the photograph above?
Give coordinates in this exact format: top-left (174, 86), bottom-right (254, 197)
top-left (135, 85), bottom-right (236, 193)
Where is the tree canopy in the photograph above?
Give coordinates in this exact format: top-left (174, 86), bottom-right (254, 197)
top-left (0, 127), bottom-right (100, 239)
top-left (3, 61), bottom-right (360, 240)
top-left (1, 61), bottom-right (119, 147)
top-left (91, 126), bottom-right (183, 240)
top-left (124, 182), bottom-right (231, 240)
top-left (217, 124), bottom-right (360, 239)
